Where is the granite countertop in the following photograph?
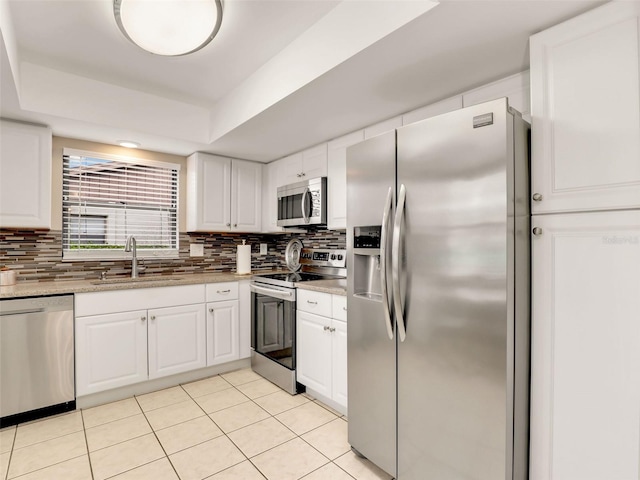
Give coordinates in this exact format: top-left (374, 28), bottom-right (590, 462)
top-left (295, 278), bottom-right (347, 296)
top-left (0, 270), bottom-right (280, 299)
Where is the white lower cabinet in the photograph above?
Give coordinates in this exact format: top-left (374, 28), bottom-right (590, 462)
top-left (530, 210), bottom-right (640, 480)
top-left (75, 310), bottom-right (148, 396)
top-left (296, 290), bottom-right (347, 411)
top-left (75, 282), bottom-right (248, 397)
top-left (206, 300), bottom-right (239, 366)
top-left (148, 304), bottom-right (206, 379)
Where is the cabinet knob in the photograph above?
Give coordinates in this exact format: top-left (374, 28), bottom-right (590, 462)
top-left (323, 326), bottom-right (330, 331)
top-left (343, 307), bottom-right (347, 311)
top-left (209, 308), bottom-right (214, 313)
top-left (150, 315), bottom-right (156, 320)
top-left (141, 316), bottom-right (146, 321)
top-left (301, 172), bottom-right (306, 177)
top-left (234, 224), bottom-right (237, 227)
top-left (532, 227), bottom-right (543, 236)
top-left (329, 327), bottom-right (336, 333)
top-left (296, 173), bottom-right (302, 178)
top-left (532, 193), bottom-right (543, 202)
top-left (226, 223), bottom-right (231, 227)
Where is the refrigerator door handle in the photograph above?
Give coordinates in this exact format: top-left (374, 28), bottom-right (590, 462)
top-left (392, 183), bottom-right (407, 342)
top-left (380, 186), bottom-right (394, 340)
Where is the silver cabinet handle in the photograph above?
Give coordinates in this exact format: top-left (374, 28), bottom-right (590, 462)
top-left (150, 315), bottom-right (156, 320)
top-left (329, 327), bottom-right (336, 333)
top-left (297, 173), bottom-right (302, 178)
top-left (301, 172), bottom-right (306, 177)
top-left (392, 183), bottom-right (407, 343)
top-left (532, 227), bottom-right (543, 236)
top-left (343, 306), bottom-right (347, 311)
top-left (234, 224), bottom-right (237, 227)
top-left (380, 186), bottom-right (394, 341)
top-left (532, 193), bottom-right (543, 202)
top-left (217, 289), bottom-right (231, 294)
top-left (209, 308), bottom-right (214, 313)
top-left (141, 316), bottom-right (146, 321)
top-left (323, 325), bottom-right (330, 331)
top-left (306, 300), bottom-right (318, 305)
top-left (226, 223), bottom-right (231, 227)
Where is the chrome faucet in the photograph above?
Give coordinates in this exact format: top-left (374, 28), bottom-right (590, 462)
top-left (124, 235), bottom-right (139, 278)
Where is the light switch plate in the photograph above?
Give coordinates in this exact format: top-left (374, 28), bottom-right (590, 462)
top-left (260, 243), bottom-right (267, 255)
top-left (190, 243), bottom-right (204, 257)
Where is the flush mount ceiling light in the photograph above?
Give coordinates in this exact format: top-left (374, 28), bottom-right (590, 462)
top-left (118, 140), bottom-right (140, 148)
top-left (113, 0), bottom-right (223, 56)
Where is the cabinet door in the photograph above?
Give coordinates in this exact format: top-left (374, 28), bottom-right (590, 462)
top-left (0, 121), bottom-right (52, 229)
top-left (530, 211), bottom-right (640, 480)
top-left (206, 300), bottom-right (239, 366)
top-left (231, 159), bottom-right (262, 232)
top-left (75, 310), bottom-right (148, 396)
top-left (327, 131), bottom-right (364, 230)
top-left (301, 144), bottom-right (327, 179)
top-left (148, 304), bottom-right (206, 379)
top-left (530, 3), bottom-right (640, 213)
top-left (331, 318), bottom-right (348, 409)
top-left (280, 152), bottom-right (304, 186)
top-left (187, 153), bottom-right (231, 231)
top-left (296, 311), bottom-right (332, 398)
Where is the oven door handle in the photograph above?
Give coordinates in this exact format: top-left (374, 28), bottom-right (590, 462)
top-left (250, 284), bottom-right (296, 302)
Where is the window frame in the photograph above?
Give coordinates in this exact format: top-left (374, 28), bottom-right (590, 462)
top-left (62, 148), bottom-right (180, 261)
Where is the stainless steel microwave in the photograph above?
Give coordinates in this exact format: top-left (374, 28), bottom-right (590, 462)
top-left (277, 177), bottom-right (327, 227)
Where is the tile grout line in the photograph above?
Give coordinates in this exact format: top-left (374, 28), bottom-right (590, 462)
top-left (2, 426), bottom-right (15, 480)
top-left (80, 410), bottom-right (96, 480)
top-left (132, 393), bottom-right (181, 480)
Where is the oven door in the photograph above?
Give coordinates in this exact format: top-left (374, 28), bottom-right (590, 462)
top-left (251, 283), bottom-right (297, 370)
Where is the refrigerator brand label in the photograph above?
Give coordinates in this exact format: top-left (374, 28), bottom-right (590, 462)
top-left (473, 113), bottom-right (493, 128)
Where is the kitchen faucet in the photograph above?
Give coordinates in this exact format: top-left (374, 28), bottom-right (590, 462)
top-left (124, 235), bottom-right (139, 278)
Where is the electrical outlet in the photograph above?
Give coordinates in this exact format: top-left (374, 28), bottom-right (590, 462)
top-left (260, 243), bottom-right (267, 255)
top-left (190, 244), bottom-right (204, 257)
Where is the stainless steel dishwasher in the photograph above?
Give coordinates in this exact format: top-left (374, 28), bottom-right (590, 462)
top-left (0, 295), bottom-right (75, 427)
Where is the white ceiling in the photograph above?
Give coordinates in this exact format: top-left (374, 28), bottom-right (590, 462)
top-left (0, 0), bottom-right (602, 162)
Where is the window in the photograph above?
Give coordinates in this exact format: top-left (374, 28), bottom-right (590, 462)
top-left (62, 148), bottom-right (179, 260)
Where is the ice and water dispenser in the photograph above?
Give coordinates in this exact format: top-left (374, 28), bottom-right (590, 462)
top-left (352, 226), bottom-right (385, 301)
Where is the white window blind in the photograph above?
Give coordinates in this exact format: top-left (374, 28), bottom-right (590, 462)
top-left (62, 149), bottom-right (179, 260)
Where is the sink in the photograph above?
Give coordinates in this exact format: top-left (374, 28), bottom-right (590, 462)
top-left (90, 277), bottom-right (179, 285)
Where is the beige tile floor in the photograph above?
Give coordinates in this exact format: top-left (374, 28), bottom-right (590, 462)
top-left (0, 369), bottom-right (392, 480)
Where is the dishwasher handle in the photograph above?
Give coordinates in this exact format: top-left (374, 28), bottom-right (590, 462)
top-left (0, 308), bottom-right (45, 317)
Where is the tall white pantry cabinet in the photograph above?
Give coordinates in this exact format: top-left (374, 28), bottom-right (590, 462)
top-left (528, 3), bottom-right (640, 480)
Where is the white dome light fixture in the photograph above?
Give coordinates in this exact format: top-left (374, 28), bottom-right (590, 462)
top-left (114, 0), bottom-right (223, 56)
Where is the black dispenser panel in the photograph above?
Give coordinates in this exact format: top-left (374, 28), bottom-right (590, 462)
top-left (354, 226), bottom-right (381, 249)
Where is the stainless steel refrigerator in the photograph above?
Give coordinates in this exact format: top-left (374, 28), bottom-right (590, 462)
top-left (346, 98), bottom-right (531, 480)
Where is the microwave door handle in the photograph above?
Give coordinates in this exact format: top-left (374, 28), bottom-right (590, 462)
top-left (301, 187), bottom-right (311, 223)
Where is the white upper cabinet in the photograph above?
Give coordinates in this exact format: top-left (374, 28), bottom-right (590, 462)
top-left (187, 153), bottom-right (262, 232)
top-left (327, 130), bottom-right (364, 230)
top-left (530, 210), bottom-right (640, 480)
top-left (280, 144), bottom-right (328, 186)
top-left (0, 120), bottom-right (52, 229)
top-left (402, 96), bottom-right (463, 126)
top-left (530, 2), bottom-right (640, 214)
top-left (231, 158), bottom-right (262, 232)
top-left (462, 72), bottom-right (530, 121)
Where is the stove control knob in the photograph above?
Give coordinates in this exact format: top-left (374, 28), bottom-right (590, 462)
top-left (337, 254), bottom-right (343, 260)
top-left (330, 254), bottom-right (336, 260)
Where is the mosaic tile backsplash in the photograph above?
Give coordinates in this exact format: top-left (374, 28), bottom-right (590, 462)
top-left (0, 228), bottom-right (346, 283)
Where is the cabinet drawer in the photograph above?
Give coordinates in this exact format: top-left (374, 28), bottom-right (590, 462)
top-left (332, 295), bottom-right (347, 321)
top-left (206, 282), bottom-right (239, 302)
top-left (297, 289), bottom-right (332, 317)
